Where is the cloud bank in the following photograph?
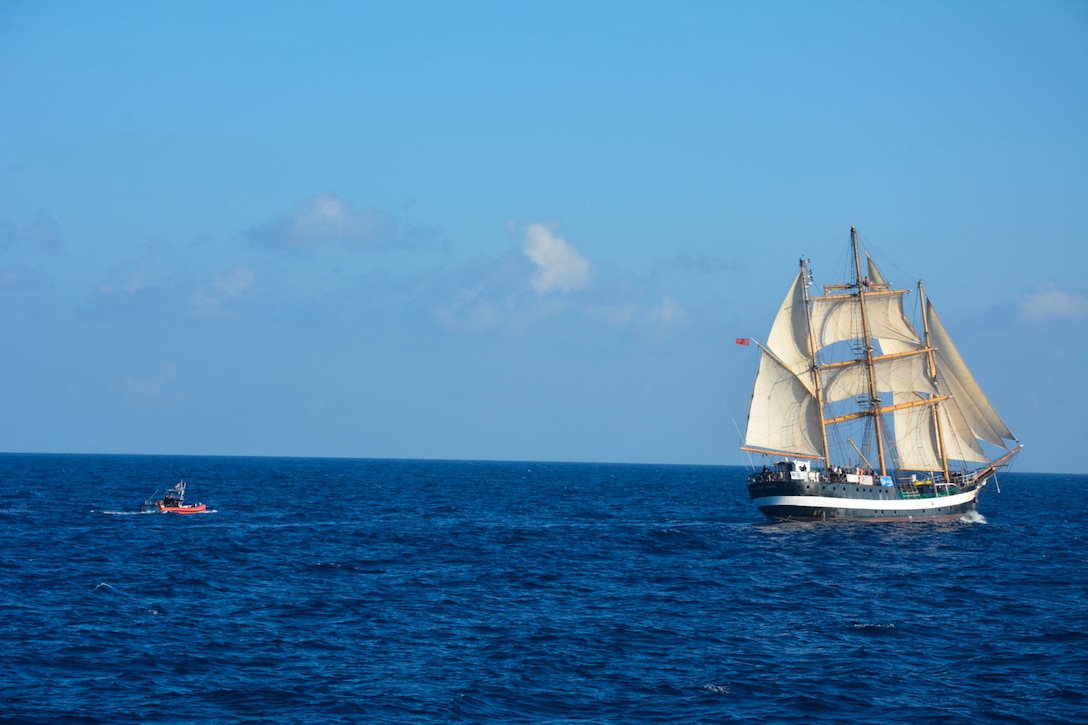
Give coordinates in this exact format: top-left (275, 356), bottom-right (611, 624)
top-left (431, 223), bottom-right (686, 340)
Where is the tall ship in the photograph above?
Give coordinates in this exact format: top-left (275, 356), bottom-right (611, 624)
top-left (741, 227), bottom-right (1020, 522)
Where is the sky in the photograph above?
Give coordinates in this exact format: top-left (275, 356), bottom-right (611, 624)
top-left (0, 1), bottom-right (1085, 473)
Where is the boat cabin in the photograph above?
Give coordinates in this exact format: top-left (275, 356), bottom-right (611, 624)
top-left (772, 460), bottom-right (821, 483)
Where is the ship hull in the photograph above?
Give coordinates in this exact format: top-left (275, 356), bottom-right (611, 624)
top-left (748, 478), bottom-right (984, 522)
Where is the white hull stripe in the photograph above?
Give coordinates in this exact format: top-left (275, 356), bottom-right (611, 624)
top-left (752, 488), bottom-right (979, 512)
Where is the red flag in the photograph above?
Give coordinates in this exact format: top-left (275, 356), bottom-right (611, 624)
top-left (735, 338), bottom-right (750, 346)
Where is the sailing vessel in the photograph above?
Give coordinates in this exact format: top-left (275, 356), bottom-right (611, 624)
top-left (741, 227), bottom-right (1020, 522)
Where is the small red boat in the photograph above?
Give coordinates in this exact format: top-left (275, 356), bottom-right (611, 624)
top-left (141, 480), bottom-right (208, 514)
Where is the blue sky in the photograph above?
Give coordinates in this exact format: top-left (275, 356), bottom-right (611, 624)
top-left (1, 1), bottom-right (1085, 472)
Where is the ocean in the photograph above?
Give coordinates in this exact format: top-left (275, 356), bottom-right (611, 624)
top-left (1, 454), bottom-right (1084, 724)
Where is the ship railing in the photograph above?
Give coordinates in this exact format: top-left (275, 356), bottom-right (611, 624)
top-left (894, 474), bottom-right (960, 499)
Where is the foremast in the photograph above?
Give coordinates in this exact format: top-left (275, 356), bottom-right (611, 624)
top-left (798, 255), bottom-right (832, 467)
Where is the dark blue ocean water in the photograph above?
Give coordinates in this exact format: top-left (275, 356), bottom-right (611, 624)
top-left (1, 454), bottom-right (1084, 724)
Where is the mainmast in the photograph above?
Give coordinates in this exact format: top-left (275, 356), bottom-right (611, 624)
top-left (851, 226), bottom-right (887, 474)
top-left (919, 280), bottom-right (952, 482)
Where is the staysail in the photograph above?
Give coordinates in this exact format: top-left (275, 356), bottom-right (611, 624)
top-left (926, 300), bottom-right (1016, 445)
top-left (743, 347), bottom-right (823, 458)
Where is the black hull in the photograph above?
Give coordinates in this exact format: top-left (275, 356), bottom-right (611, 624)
top-left (748, 477), bottom-right (984, 523)
top-left (754, 501), bottom-right (977, 523)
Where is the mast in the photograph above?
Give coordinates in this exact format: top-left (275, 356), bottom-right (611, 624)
top-left (799, 257), bottom-right (832, 466)
top-left (851, 226), bottom-right (887, 474)
top-left (919, 280), bottom-right (952, 482)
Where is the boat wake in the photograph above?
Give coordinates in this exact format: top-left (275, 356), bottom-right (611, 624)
top-left (959, 510), bottom-right (987, 525)
top-left (852, 622), bottom-right (897, 632)
top-left (101, 508), bottom-right (217, 515)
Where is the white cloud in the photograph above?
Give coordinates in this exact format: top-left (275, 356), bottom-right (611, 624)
top-left (523, 224), bottom-right (590, 294)
top-left (100, 258), bottom-right (151, 295)
top-left (212, 266), bottom-right (256, 297)
top-left (247, 193), bottom-right (438, 251)
top-left (626, 294), bottom-right (689, 343)
top-left (190, 265), bottom-right (256, 318)
top-left (432, 280), bottom-right (570, 336)
top-left (429, 235), bottom-right (687, 341)
top-left (1018, 283), bottom-right (1088, 322)
top-left (585, 295), bottom-right (687, 339)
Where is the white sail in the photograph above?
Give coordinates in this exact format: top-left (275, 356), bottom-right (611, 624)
top-left (890, 395), bottom-right (942, 471)
top-left (821, 351), bottom-right (938, 404)
top-left (892, 392), bottom-right (988, 470)
top-left (809, 290), bottom-right (921, 352)
top-left (765, 272), bottom-right (814, 387)
top-left (926, 300), bottom-right (1016, 445)
top-left (936, 397), bottom-right (990, 463)
top-left (867, 258), bottom-right (924, 357)
top-left (743, 349), bottom-right (823, 457)
top-left (866, 254), bottom-right (888, 287)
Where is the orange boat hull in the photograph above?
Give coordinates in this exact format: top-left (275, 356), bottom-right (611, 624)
top-left (159, 503), bottom-right (207, 514)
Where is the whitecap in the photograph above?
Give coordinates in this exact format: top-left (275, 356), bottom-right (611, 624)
top-left (959, 510), bottom-right (987, 525)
